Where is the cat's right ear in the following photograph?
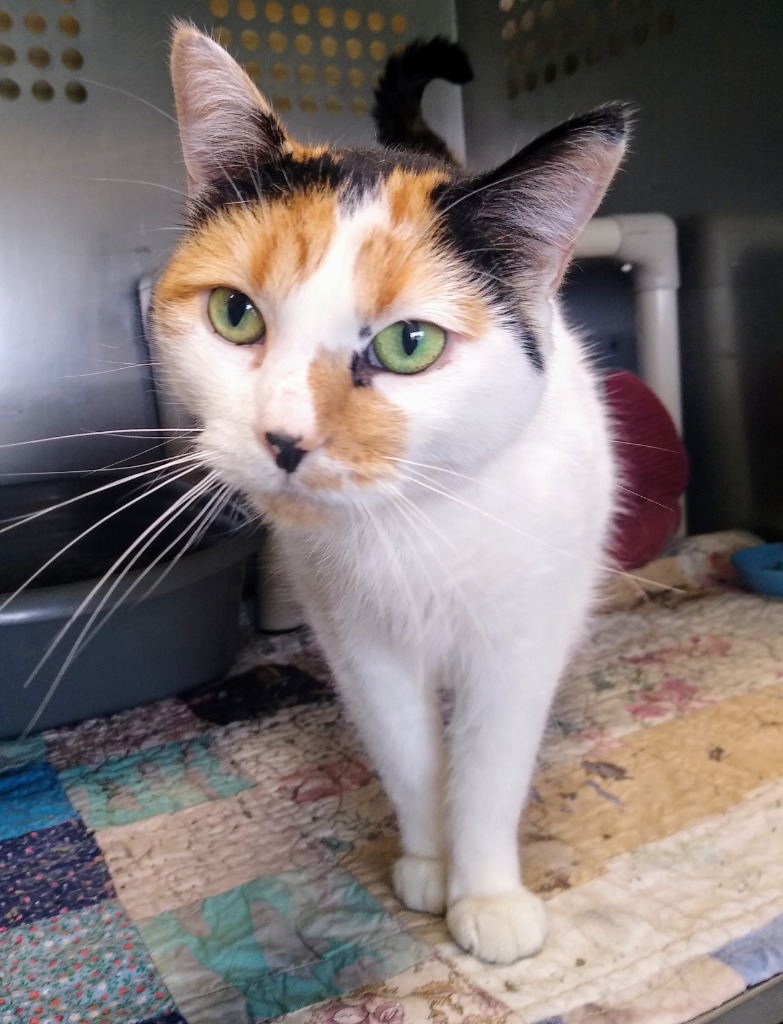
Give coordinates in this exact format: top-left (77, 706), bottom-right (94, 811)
top-left (170, 23), bottom-right (289, 193)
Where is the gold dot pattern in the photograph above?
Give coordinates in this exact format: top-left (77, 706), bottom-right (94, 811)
top-left (65, 80), bottom-right (86, 102)
top-left (58, 14), bottom-right (80, 36)
top-left (0, 76), bottom-right (19, 99)
top-left (61, 47), bottom-right (83, 70)
top-left (238, 0), bottom-right (257, 19)
top-left (204, 0), bottom-right (414, 117)
top-left (32, 79), bottom-right (54, 101)
top-left (504, 0), bottom-right (673, 94)
top-left (0, 11), bottom-right (11, 32)
top-left (28, 46), bottom-right (49, 68)
top-left (0, 42), bottom-right (13, 65)
top-left (25, 13), bottom-right (47, 34)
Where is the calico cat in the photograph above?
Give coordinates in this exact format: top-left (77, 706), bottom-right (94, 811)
top-left (152, 25), bottom-right (629, 964)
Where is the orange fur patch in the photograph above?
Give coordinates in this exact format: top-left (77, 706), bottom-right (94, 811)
top-left (354, 170), bottom-right (489, 339)
top-left (155, 189), bottom-right (336, 309)
top-left (308, 352), bottom-right (406, 482)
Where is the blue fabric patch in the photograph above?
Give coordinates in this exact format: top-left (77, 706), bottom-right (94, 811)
top-left (0, 817), bottom-right (115, 927)
top-left (59, 737), bottom-right (254, 829)
top-left (140, 865), bottom-right (429, 1022)
top-left (533, 1018), bottom-right (567, 1024)
top-left (0, 762), bottom-right (75, 840)
top-left (713, 913), bottom-right (783, 985)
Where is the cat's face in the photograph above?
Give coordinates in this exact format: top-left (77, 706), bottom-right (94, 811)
top-left (152, 27), bottom-right (628, 527)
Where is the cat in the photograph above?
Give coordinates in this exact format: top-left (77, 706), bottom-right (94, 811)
top-left (151, 24), bottom-right (629, 964)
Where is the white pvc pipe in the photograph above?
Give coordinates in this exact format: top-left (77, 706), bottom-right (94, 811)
top-left (575, 213), bottom-right (683, 431)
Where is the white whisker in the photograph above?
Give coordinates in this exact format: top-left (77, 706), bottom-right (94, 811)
top-left (0, 454), bottom-right (201, 534)
top-left (21, 472), bottom-right (220, 736)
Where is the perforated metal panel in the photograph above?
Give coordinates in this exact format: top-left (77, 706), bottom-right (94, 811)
top-left (0, 2), bottom-right (87, 104)
top-left (497, 0), bottom-right (677, 100)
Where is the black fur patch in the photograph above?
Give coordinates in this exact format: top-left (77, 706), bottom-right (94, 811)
top-left (190, 146), bottom-right (445, 226)
top-left (432, 180), bottom-right (545, 372)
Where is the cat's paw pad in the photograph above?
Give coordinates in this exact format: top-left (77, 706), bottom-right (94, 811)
top-left (447, 889), bottom-right (547, 964)
top-left (393, 855), bottom-right (447, 915)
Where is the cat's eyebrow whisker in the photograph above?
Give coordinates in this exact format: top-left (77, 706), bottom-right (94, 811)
top-left (398, 467), bottom-right (683, 597)
top-left (84, 177), bottom-right (189, 198)
top-left (0, 453), bottom-right (201, 534)
top-left (77, 78), bottom-right (178, 125)
top-left (21, 471), bottom-right (221, 736)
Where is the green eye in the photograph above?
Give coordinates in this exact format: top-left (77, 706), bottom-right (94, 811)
top-left (208, 287), bottom-right (266, 345)
top-left (370, 320), bottom-right (447, 374)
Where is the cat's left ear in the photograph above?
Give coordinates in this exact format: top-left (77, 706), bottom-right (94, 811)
top-left (437, 103), bottom-right (632, 294)
top-left (170, 23), bottom-right (289, 193)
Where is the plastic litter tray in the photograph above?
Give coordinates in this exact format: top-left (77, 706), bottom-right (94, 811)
top-left (0, 475), bottom-right (260, 738)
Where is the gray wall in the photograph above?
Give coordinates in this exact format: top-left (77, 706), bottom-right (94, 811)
top-left (0, 0), bottom-right (463, 478)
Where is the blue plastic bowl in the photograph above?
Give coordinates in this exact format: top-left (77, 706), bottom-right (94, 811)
top-left (731, 543), bottom-right (783, 599)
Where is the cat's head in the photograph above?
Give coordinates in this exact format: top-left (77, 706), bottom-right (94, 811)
top-left (152, 25), bottom-right (630, 527)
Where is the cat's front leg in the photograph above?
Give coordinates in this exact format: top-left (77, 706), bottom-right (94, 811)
top-left (445, 638), bottom-right (561, 963)
top-left (326, 644), bottom-right (449, 914)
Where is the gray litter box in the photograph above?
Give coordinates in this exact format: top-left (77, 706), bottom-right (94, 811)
top-left (0, 475), bottom-right (260, 739)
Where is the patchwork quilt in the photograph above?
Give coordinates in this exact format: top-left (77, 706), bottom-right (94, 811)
top-left (2, 532), bottom-right (783, 1024)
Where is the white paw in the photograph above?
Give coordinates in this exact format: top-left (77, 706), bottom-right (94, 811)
top-left (393, 855), bottom-right (447, 915)
top-left (447, 888), bottom-right (547, 964)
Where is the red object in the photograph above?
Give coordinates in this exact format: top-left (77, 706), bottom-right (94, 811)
top-left (604, 370), bottom-right (689, 570)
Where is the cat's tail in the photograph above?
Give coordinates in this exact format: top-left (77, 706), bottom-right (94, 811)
top-left (372, 37), bottom-right (473, 164)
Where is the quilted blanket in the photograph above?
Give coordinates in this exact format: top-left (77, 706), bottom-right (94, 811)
top-left (2, 532), bottom-right (783, 1024)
